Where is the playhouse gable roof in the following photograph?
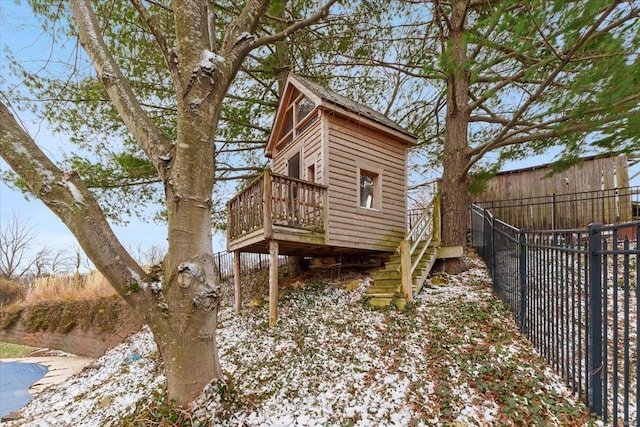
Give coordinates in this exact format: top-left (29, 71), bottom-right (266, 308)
top-left (266, 74), bottom-right (416, 157)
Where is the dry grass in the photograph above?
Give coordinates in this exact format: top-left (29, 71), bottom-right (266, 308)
top-left (23, 270), bottom-right (117, 306)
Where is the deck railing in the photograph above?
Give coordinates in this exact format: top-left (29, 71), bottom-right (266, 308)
top-left (227, 170), bottom-right (327, 241)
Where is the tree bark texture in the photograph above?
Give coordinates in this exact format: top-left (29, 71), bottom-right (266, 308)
top-left (440, 0), bottom-right (472, 251)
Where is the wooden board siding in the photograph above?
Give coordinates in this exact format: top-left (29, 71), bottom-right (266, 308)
top-left (325, 115), bottom-right (407, 252)
top-left (303, 121), bottom-right (323, 183)
top-left (272, 119), bottom-right (322, 181)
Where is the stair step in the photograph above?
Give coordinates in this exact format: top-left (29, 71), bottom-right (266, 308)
top-left (369, 288), bottom-right (400, 295)
top-left (373, 278), bottom-right (400, 284)
top-left (367, 288), bottom-right (398, 296)
top-left (368, 297), bottom-right (394, 308)
top-left (384, 261), bottom-right (401, 270)
top-left (367, 292), bottom-right (397, 297)
top-left (368, 296), bottom-right (408, 310)
top-left (372, 270), bottom-right (401, 280)
top-left (387, 249), bottom-right (435, 267)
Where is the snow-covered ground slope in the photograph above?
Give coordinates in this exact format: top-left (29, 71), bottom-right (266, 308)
top-left (8, 255), bottom-right (595, 426)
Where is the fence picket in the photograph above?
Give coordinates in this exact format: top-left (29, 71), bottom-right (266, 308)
top-left (212, 251), bottom-right (288, 281)
top-left (588, 223), bottom-right (603, 418)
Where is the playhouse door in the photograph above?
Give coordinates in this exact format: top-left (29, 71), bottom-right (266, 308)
top-left (288, 153), bottom-right (300, 179)
top-left (288, 153), bottom-right (300, 225)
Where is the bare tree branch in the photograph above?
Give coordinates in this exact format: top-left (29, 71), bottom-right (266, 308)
top-left (69, 0), bottom-right (173, 175)
top-left (129, 0), bottom-right (180, 81)
top-left (242, 0), bottom-right (339, 55)
top-left (0, 100), bottom-right (150, 310)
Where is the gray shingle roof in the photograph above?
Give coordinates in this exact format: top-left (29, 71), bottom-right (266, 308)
top-left (292, 74), bottom-right (415, 140)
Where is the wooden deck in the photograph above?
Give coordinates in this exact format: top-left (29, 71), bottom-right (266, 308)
top-left (227, 170), bottom-right (329, 255)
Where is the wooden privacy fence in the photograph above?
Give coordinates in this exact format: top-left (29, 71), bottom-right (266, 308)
top-left (475, 155), bottom-right (636, 230)
top-left (214, 251), bottom-right (288, 280)
top-left (477, 156), bottom-right (631, 203)
top-left (478, 186), bottom-right (639, 231)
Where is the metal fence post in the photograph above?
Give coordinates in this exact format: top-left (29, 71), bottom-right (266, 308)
top-left (588, 222), bottom-right (603, 417)
top-left (490, 214), bottom-right (496, 285)
top-left (482, 208), bottom-right (487, 260)
top-left (518, 229), bottom-right (527, 333)
top-left (482, 208), bottom-right (489, 262)
top-left (552, 193), bottom-right (557, 230)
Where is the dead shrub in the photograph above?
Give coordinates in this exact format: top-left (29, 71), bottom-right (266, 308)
top-left (24, 296), bottom-right (126, 334)
top-left (0, 279), bottom-right (25, 306)
top-left (23, 270), bottom-right (116, 306)
top-left (0, 303), bottom-right (23, 330)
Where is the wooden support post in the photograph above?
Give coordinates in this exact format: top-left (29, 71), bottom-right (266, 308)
top-left (322, 187), bottom-right (329, 235)
top-left (264, 170), bottom-right (273, 239)
top-left (269, 240), bottom-right (279, 327)
top-left (433, 183), bottom-right (442, 244)
top-left (234, 250), bottom-right (241, 313)
top-left (400, 239), bottom-right (413, 302)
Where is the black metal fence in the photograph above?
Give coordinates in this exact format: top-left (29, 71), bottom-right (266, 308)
top-left (214, 251), bottom-right (289, 280)
top-left (471, 203), bottom-right (639, 425)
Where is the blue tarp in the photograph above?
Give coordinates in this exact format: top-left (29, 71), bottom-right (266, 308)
top-left (0, 361), bottom-right (48, 418)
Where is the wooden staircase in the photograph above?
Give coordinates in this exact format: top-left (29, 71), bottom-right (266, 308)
top-left (367, 192), bottom-right (441, 308)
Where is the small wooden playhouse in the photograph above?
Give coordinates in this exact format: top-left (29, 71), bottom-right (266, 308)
top-left (227, 74), bottom-right (447, 324)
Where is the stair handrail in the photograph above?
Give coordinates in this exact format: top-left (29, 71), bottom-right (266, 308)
top-left (399, 197), bottom-right (436, 266)
top-left (397, 192), bottom-right (441, 301)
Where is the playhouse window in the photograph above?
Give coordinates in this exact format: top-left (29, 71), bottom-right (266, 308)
top-left (283, 107), bottom-right (294, 135)
top-left (307, 164), bottom-right (316, 183)
top-left (297, 97), bottom-right (314, 123)
top-left (277, 94), bottom-right (318, 152)
top-left (359, 171), bottom-right (377, 209)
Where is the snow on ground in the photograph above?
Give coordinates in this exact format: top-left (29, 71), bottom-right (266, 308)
top-left (8, 256), bottom-right (594, 426)
top-left (5, 327), bottom-right (164, 426)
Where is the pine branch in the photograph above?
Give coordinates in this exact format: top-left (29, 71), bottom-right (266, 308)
top-left (463, 1), bottom-right (623, 175)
